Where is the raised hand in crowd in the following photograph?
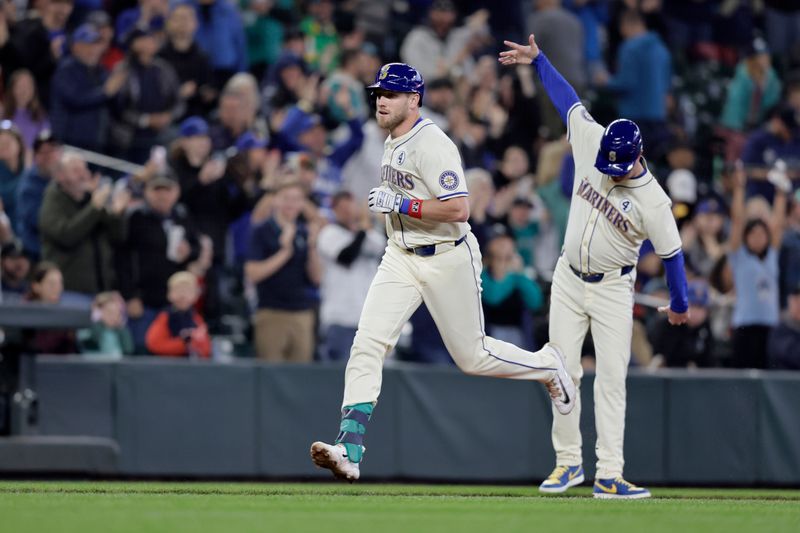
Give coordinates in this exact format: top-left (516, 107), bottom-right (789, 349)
top-left (333, 86), bottom-right (355, 120)
top-left (147, 111), bottom-right (173, 131)
top-left (173, 239), bottom-right (192, 264)
top-left (127, 297), bottom-right (144, 319)
top-left (278, 222), bottom-right (296, 252)
top-left (110, 186), bottom-right (132, 215)
top-left (90, 180), bottom-right (113, 210)
top-left (307, 218), bottom-right (324, 250)
top-left (50, 35), bottom-right (66, 60)
top-left (179, 80), bottom-right (197, 99)
top-left (298, 73), bottom-right (321, 109)
top-left (187, 235), bottom-right (214, 277)
top-left (198, 157), bottom-right (226, 185)
top-left (259, 149), bottom-right (283, 190)
top-left (104, 64), bottom-right (129, 96)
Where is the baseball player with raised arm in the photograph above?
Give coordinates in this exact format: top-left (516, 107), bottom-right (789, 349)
top-left (310, 62), bottom-right (576, 481)
top-left (499, 35), bottom-right (689, 499)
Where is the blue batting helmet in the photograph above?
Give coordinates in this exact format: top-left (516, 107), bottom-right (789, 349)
top-left (367, 63), bottom-right (425, 102)
top-left (594, 119), bottom-right (643, 177)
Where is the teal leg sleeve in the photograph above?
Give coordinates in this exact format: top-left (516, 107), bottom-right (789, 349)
top-left (335, 403), bottom-right (373, 463)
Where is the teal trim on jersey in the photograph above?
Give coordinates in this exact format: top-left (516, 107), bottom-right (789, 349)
top-left (335, 403), bottom-right (373, 463)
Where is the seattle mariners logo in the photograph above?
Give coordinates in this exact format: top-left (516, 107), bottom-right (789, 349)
top-left (439, 171), bottom-right (459, 191)
top-left (397, 151), bottom-right (406, 166)
top-left (608, 151), bottom-right (617, 162)
top-left (379, 65), bottom-right (390, 80)
top-left (620, 198), bottom-right (633, 213)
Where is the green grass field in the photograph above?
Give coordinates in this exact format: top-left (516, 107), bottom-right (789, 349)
top-left (1, 482), bottom-right (798, 533)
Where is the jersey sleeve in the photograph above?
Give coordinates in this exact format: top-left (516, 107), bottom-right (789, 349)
top-left (642, 198), bottom-right (683, 259)
top-left (416, 133), bottom-right (469, 200)
top-left (567, 104), bottom-right (604, 158)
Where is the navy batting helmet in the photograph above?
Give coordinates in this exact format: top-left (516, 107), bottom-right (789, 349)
top-left (595, 119), bottom-right (643, 177)
top-left (367, 63), bottom-right (425, 102)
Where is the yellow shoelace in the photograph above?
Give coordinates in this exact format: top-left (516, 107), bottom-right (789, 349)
top-left (547, 466), bottom-right (570, 481)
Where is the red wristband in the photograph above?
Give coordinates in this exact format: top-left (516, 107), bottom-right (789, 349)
top-left (408, 199), bottom-right (423, 219)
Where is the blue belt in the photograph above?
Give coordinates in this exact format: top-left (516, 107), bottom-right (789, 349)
top-left (407, 235), bottom-right (467, 257)
top-left (569, 263), bottom-right (634, 283)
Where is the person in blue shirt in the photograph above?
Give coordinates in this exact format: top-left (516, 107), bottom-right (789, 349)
top-left (0, 122), bottom-right (25, 232)
top-left (727, 161), bottom-right (788, 368)
top-left (244, 180), bottom-right (322, 362)
top-left (50, 23), bottom-right (129, 152)
top-left (595, 8), bottom-right (671, 160)
top-left (115, 0), bottom-right (169, 46)
top-left (15, 131), bottom-right (62, 260)
top-left (191, 0), bottom-right (248, 89)
top-left (280, 98), bottom-right (364, 219)
top-left (741, 105), bottom-right (800, 203)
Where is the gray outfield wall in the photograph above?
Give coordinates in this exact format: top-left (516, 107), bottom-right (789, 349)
top-left (21, 357), bottom-right (800, 484)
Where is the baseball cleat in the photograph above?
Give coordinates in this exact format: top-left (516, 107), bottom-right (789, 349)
top-left (593, 477), bottom-right (651, 499)
top-left (543, 343), bottom-right (576, 415)
top-left (539, 465), bottom-right (585, 493)
top-left (310, 441), bottom-right (361, 482)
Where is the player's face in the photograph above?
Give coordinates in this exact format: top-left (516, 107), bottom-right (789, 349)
top-left (375, 91), bottom-right (417, 131)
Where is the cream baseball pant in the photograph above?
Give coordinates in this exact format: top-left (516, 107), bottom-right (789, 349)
top-left (548, 255), bottom-right (635, 479)
top-left (342, 232), bottom-right (559, 407)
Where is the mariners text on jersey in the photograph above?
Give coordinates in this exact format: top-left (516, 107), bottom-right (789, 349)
top-left (576, 179), bottom-right (631, 233)
top-left (380, 165), bottom-right (415, 190)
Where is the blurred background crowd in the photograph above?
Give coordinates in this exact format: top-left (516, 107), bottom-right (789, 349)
top-left (0, 0), bottom-right (799, 371)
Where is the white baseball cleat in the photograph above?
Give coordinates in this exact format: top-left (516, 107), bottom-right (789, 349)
top-left (310, 441), bottom-right (361, 482)
top-left (543, 343), bottom-right (576, 415)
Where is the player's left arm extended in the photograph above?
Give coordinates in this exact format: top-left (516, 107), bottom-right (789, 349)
top-left (530, 53), bottom-right (581, 125)
top-left (368, 186), bottom-right (469, 223)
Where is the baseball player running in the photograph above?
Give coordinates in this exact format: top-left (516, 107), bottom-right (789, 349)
top-left (310, 62), bottom-right (575, 482)
top-left (499, 35), bottom-right (689, 499)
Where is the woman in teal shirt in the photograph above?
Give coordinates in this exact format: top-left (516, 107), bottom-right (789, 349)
top-left (481, 233), bottom-right (544, 350)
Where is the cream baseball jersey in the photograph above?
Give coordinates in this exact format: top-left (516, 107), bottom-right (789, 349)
top-left (379, 118), bottom-right (469, 248)
top-left (562, 103), bottom-right (682, 273)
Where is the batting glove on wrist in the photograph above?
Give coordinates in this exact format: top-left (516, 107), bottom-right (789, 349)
top-left (368, 185), bottom-right (405, 214)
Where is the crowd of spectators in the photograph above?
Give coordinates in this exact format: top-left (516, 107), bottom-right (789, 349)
top-left (0, 0), bottom-right (799, 371)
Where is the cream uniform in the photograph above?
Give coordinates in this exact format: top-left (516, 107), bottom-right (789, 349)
top-left (380, 118), bottom-right (469, 247)
top-left (549, 102), bottom-right (682, 479)
top-left (341, 117), bottom-right (563, 408)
